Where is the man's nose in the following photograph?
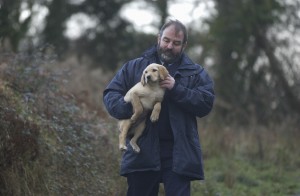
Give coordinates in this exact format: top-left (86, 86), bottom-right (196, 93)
top-left (167, 42), bottom-right (174, 49)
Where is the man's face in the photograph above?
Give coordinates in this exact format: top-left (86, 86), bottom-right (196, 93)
top-left (157, 25), bottom-right (186, 64)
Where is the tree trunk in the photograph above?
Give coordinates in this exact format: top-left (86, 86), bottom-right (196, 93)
top-left (255, 31), bottom-right (300, 113)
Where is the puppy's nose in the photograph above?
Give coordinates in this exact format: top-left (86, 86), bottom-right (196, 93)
top-left (147, 75), bottom-right (151, 80)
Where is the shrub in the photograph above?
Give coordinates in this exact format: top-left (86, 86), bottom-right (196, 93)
top-left (0, 47), bottom-right (123, 195)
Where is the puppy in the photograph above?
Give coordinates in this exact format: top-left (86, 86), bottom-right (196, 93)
top-left (119, 63), bottom-right (169, 153)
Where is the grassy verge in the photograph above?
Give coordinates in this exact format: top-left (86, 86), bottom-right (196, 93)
top-left (191, 122), bottom-right (300, 195)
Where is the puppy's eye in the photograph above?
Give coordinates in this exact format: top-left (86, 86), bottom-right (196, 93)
top-left (152, 69), bottom-right (157, 72)
top-left (145, 71), bottom-right (148, 74)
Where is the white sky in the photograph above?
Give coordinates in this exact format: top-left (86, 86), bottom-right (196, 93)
top-left (119, 1), bottom-right (215, 34)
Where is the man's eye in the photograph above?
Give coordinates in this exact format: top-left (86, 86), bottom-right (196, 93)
top-left (174, 42), bottom-right (181, 46)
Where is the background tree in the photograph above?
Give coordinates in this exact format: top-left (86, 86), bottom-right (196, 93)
top-left (42, 0), bottom-right (137, 69)
top-left (0, 0), bottom-right (157, 70)
top-left (1, 0), bottom-right (299, 119)
top-left (144, 0), bottom-right (168, 27)
top-left (42, 0), bottom-right (71, 55)
top-left (201, 0), bottom-right (300, 123)
top-left (0, 0), bottom-right (34, 51)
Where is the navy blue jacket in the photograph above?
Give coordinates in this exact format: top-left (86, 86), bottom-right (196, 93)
top-left (103, 45), bottom-right (215, 180)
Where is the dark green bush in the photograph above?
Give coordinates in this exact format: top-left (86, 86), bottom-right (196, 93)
top-left (0, 47), bottom-right (123, 195)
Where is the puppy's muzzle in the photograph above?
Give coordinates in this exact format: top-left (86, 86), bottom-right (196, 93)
top-left (144, 75), bottom-right (151, 84)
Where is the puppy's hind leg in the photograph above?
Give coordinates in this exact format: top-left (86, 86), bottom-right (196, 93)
top-left (130, 119), bottom-right (146, 153)
top-left (119, 120), bottom-right (132, 152)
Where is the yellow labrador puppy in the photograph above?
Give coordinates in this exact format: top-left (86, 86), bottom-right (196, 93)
top-left (119, 63), bottom-right (169, 153)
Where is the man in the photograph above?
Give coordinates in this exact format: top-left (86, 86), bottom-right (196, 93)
top-left (103, 19), bottom-right (215, 196)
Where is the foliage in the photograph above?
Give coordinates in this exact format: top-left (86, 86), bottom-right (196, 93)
top-left (0, 0), bottom-right (33, 51)
top-left (0, 48), bottom-right (125, 195)
top-left (202, 0), bottom-right (300, 123)
top-left (1, 0), bottom-right (300, 119)
top-left (42, 0), bottom-right (135, 67)
top-left (0, 0), bottom-right (146, 70)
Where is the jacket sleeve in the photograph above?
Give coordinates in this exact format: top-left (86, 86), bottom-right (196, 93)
top-left (169, 67), bottom-right (215, 118)
top-left (102, 65), bottom-right (134, 120)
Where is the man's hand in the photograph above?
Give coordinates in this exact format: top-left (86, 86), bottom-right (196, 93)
top-left (160, 75), bottom-right (175, 90)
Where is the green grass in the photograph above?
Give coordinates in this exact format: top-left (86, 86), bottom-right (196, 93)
top-left (190, 123), bottom-right (300, 196)
top-left (192, 157), bottom-right (300, 195)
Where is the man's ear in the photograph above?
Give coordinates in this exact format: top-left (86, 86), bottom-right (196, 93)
top-left (182, 41), bottom-right (187, 50)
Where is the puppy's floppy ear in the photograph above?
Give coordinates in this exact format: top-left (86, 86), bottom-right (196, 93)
top-left (141, 71), bottom-right (146, 86)
top-left (158, 66), bottom-right (169, 80)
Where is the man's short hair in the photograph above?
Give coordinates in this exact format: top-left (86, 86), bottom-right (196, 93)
top-left (159, 19), bottom-right (188, 44)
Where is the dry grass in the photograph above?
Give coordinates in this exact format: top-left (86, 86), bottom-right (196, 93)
top-left (194, 116), bottom-right (300, 195)
top-left (0, 50), bottom-right (125, 195)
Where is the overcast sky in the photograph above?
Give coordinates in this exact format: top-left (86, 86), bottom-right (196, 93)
top-left (120, 1), bottom-right (215, 33)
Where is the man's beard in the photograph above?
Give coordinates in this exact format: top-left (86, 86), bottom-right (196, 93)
top-left (157, 45), bottom-right (182, 64)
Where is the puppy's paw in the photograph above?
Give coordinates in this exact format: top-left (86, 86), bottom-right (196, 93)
top-left (119, 144), bottom-right (127, 152)
top-left (132, 146), bottom-right (140, 153)
top-left (150, 113), bottom-right (159, 122)
top-left (130, 141), bottom-right (140, 153)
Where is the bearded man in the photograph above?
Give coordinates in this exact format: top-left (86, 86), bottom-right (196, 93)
top-left (103, 19), bottom-right (215, 196)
